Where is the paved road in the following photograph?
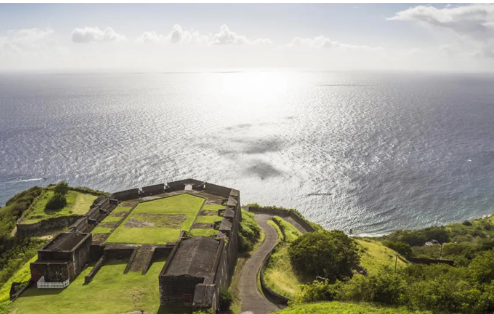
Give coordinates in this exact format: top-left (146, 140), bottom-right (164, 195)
top-left (240, 214), bottom-right (279, 314)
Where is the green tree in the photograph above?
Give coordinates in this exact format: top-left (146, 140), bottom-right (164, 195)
top-left (383, 240), bottom-right (412, 256)
top-left (54, 181), bottom-right (69, 195)
top-left (289, 230), bottom-right (360, 282)
top-left (45, 193), bottom-right (67, 210)
top-left (469, 250), bottom-right (494, 284)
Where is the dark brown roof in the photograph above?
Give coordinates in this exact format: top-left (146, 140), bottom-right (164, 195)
top-left (42, 233), bottom-right (90, 252)
top-left (163, 237), bottom-right (220, 279)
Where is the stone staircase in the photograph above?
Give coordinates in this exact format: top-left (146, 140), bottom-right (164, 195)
top-left (128, 246), bottom-right (155, 274)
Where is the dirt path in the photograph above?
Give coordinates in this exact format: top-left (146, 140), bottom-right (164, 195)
top-left (240, 214), bottom-right (279, 314)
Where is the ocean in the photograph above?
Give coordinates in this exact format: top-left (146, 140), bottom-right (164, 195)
top-left (1, 71), bottom-right (494, 236)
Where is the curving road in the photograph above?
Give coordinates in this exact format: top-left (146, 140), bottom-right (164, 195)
top-left (240, 214), bottom-right (280, 314)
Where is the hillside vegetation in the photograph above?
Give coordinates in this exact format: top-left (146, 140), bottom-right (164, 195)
top-left (264, 216), bottom-right (306, 299)
top-left (271, 301), bottom-right (432, 314)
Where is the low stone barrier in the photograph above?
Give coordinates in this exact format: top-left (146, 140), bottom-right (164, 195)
top-left (10, 281), bottom-right (32, 301)
top-left (247, 206), bottom-right (316, 233)
top-left (406, 256), bottom-right (454, 266)
top-left (16, 216), bottom-right (82, 237)
top-left (85, 255), bottom-right (106, 284)
top-left (259, 243), bottom-right (290, 306)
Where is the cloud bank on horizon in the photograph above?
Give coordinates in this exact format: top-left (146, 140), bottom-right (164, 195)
top-left (0, 4), bottom-right (494, 72)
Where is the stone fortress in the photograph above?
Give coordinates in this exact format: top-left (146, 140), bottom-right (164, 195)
top-left (29, 179), bottom-right (241, 311)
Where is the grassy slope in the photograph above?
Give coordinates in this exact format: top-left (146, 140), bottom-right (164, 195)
top-left (10, 257), bottom-right (167, 314)
top-left (272, 302), bottom-right (432, 314)
top-left (264, 217), bottom-right (306, 299)
top-left (356, 239), bottom-right (407, 275)
top-left (22, 189), bottom-right (97, 224)
top-left (106, 194), bottom-right (204, 245)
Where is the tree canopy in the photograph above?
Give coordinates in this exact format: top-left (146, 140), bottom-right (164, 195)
top-left (289, 230), bottom-right (360, 282)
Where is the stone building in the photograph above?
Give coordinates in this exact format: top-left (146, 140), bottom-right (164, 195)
top-left (28, 179), bottom-right (241, 311)
top-left (30, 233), bottom-right (91, 287)
top-left (159, 237), bottom-right (223, 307)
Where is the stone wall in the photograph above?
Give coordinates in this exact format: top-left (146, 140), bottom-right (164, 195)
top-left (142, 183), bottom-right (165, 196)
top-left (247, 206), bottom-right (316, 232)
top-left (204, 183), bottom-right (231, 198)
top-left (166, 179), bottom-right (204, 192)
top-left (406, 256), bottom-right (454, 266)
top-left (17, 215), bottom-right (82, 237)
top-left (110, 188), bottom-right (140, 201)
top-left (160, 275), bottom-right (204, 304)
top-left (30, 261), bottom-right (71, 282)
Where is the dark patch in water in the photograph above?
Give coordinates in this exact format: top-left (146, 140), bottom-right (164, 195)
top-left (245, 160), bottom-right (283, 180)
top-left (239, 138), bottom-right (283, 154)
top-left (225, 123), bottom-right (252, 130)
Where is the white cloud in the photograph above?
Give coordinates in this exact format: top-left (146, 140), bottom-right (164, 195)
top-left (136, 24), bottom-right (271, 46)
top-left (135, 31), bottom-right (165, 44)
top-left (388, 4), bottom-right (494, 58)
top-left (288, 36), bottom-right (381, 50)
top-left (136, 24), bottom-right (208, 44)
top-left (210, 24), bottom-right (272, 45)
top-left (0, 27), bottom-right (63, 58)
top-left (71, 27), bottom-right (126, 43)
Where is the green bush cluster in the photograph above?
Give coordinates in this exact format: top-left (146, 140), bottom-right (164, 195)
top-left (385, 226), bottom-right (449, 246)
top-left (45, 181), bottom-right (69, 210)
top-left (383, 217), bottom-right (494, 265)
top-left (0, 187), bottom-right (45, 289)
top-left (289, 230), bottom-right (360, 282)
top-left (238, 209), bottom-right (261, 253)
top-left (382, 240), bottom-right (412, 257)
top-left (296, 250), bottom-right (494, 314)
top-left (219, 289), bottom-right (232, 311)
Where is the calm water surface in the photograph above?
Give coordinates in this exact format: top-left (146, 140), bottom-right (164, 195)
top-left (1, 72), bottom-right (494, 236)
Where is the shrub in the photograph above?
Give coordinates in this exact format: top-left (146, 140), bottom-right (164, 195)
top-left (469, 250), bottom-right (494, 284)
top-left (45, 193), bottom-right (67, 210)
top-left (383, 240), bottom-right (412, 256)
top-left (219, 289), bottom-right (232, 311)
top-left (289, 230), bottom-right (360, 282)
top-left (54, 181), bottom-right (69, 195)
top-left (295, 279), bottom-right (338, 303)
top-left (463, 220), bottom-right (473, 226)
top-left (238, 210), bottom-right (261, 253)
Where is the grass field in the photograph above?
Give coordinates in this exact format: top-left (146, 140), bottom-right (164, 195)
top-left (9, 257), bottom-right (167, 314)
top-left (202, 204), bottom-right (225, 211)
top-left (195, 215), bottom-right (222, 224)
top-left (271, 301), bottom-right (432, 314)
top-left (356, 239), bottom-right (407, 275)
top-left (264, 217), bottom-right (306, 299)
top-left (105, 194), bottom-right (205, 245)
top-left (23, 190), bottom-right (97, 224)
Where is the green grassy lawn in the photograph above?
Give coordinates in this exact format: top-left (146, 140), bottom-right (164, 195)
top-left (105, 194), bottom-right (204, 245)
top-left (107, 227), bottom-right (181, 245)
top-left (101, 216), bottom-right (122, 223)
top-left (91, 227), bottom-right (112, 234)
top-left (9, 257), bottom-right (167, 314)
top-left (133, 194), bottom-right (204, 216)
top-left (195, 215), bottom-right (222, 224)
top-left (190, 229), bottom-right (219, 237)
top-left (111, 205), bottom-right (133, 213)
top-left (0, 256), bottom-right (38, 306)
top-left (23, 190), bottom-right (97, 224)
top-left (271, 302), bottom-right (432, 314)
top-left (356, 239), bottom-right (407, 276)
top-left (264, 217), bottom-right (307, 299)
top-left (202, 204), bottom-right (224, 211)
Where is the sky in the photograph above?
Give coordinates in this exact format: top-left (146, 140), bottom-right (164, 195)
top-left (1, 3), bottom-right (494, 72)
